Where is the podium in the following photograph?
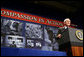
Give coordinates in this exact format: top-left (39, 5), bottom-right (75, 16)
top-left (57, 28), bottom-right (83, 56)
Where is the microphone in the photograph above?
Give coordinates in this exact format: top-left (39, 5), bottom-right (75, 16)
top-left (71, 24), bottom-right (78, 27)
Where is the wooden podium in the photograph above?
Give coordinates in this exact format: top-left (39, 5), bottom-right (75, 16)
top-left (57, 28), bottom-right (83, 56)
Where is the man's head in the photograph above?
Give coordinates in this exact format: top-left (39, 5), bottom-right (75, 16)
top-left (64, 18), bottom-right (71, 26)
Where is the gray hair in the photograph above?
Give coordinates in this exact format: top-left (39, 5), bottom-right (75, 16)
top-left (64, 18), bottom-right (71, 23)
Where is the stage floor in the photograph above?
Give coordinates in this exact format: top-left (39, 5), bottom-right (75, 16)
top-left (1, 47), bottom-right (67, 56)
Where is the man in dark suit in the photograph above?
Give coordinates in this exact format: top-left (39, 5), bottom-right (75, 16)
top-left (57, 18), bottom-right (71, 39)
top-left (56, 18), bottom-right (72, 56)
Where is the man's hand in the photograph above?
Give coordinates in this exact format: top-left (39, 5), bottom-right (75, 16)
top-left (57, 34), bottom-right (62, 38)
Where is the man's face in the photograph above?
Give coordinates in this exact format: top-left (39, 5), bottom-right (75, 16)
top-left (64, 20), bottom-right (71, 26)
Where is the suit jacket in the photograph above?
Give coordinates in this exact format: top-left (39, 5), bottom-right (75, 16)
top-left (56, 26), bottom-right (70, 45)
top-left (56, 26), bottom-right (72, 55)
top-left (56, 26), bottom-right (68, 38)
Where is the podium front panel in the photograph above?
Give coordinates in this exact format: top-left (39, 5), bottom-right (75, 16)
top-left (68, 28), bottom-right (83, 46)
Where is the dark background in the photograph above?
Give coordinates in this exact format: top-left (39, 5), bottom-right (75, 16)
top-left (1, 1), bottom-right (83, 29)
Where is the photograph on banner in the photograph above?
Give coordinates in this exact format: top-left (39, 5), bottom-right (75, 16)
top-left (25, 23), bottom-right (43, 40)
top-left (35, 40), bottom-right (43, 49)
top-left (1, 18), bottom-right (5, 46)
top-left (5, 35), bottom-right (25, 48)
top-left (1, 17), bottom-right (25, 48)
top-left (1, 35), bottom-right (4, 46)
top-left (1, 18), bottom-right (23, 36)
top-left (26, 39), bottom-right (43, 50)
top-left (43, 26), bottom-right (59, 51)
top-left (1, 18), bottom-right (5, 34)
top-left (26, 39), bottom-right (35, 48)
